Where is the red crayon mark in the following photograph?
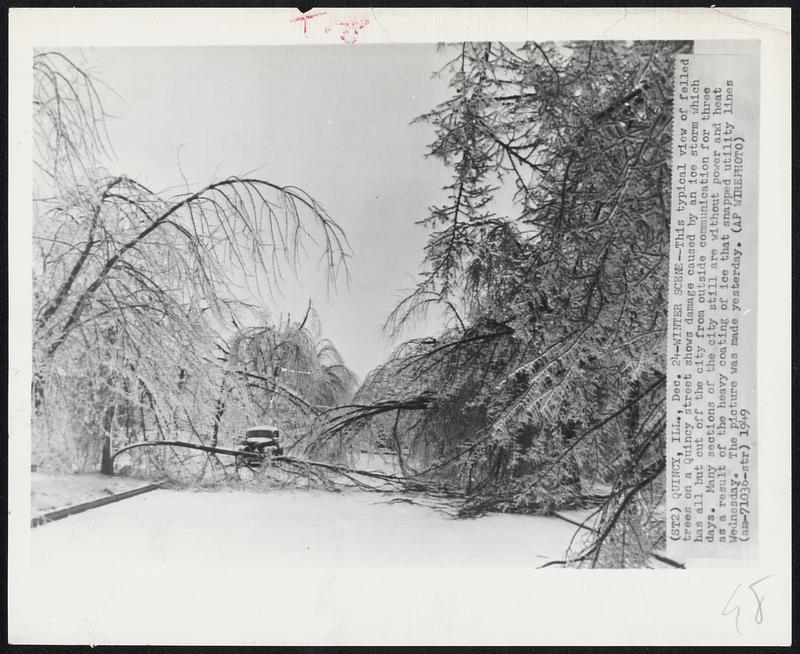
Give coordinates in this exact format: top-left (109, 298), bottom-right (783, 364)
top-left (338, 18), bottom-right (369, 44)
top-left (290, 10), bottom-right (327, 35)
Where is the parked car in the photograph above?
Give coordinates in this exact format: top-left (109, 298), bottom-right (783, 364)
top-left (236, 424), bottom-right (283, 469)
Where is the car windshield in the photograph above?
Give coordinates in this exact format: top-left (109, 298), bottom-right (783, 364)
top-left (247, 430), bottom-right (278, 440)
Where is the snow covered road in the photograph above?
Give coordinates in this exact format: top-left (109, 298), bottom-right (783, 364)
top-left (30, 488), bottom-right (580, 567)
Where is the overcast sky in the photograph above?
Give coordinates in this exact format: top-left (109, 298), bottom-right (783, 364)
top-left (82, 45), bottom-right (455, 379)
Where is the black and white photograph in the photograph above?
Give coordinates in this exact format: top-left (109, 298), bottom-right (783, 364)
top-left (8, 7), bottom-right (791, 646)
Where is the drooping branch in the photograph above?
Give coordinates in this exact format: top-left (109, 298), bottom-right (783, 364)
top-left (43, 177), bottom-right (350, 359)
top-left (36, 176), bottom-right (124, 331)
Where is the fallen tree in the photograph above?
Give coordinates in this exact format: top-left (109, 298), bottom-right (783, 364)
top-left (315, 40), bottom-right (689, 567)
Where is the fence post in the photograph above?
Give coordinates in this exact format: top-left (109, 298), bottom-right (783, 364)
top-left (100, 435), bottom-right (113, 475)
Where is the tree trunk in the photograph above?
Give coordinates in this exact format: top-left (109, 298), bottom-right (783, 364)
top-left (211, 390), bottom-right (227, 449)
top-left (32, 374), bottom-right (45, 413)
top-left (100, 435), bottom-right (113, 475)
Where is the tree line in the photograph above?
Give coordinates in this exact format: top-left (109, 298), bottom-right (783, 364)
top-left (32, 50), bottom-right (355, 477)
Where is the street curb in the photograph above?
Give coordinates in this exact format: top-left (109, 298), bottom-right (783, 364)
top-left (31, 482), bottom-right (164, 528)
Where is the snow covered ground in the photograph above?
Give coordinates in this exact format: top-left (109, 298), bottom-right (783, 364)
top-left (30, 488), bottom-right (580, 567)
top-left (30, 472), bottom-right (153, 516)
